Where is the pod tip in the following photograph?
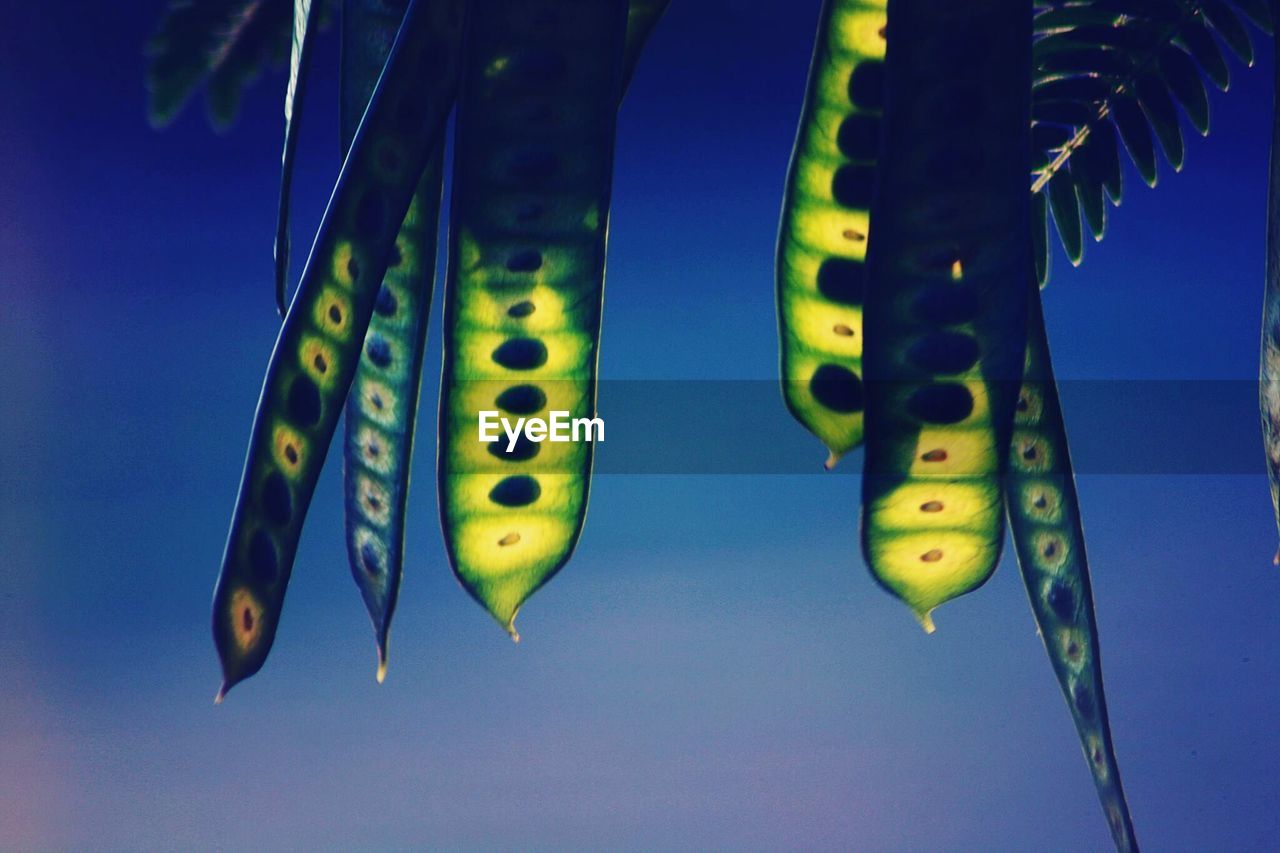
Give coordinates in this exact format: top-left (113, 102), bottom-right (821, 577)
top-left (505, 620), bottom-right (521, 644)
top-left (823, 450), bottom-right (842, 471)
top-left (916, 610), bottom-right (937, 635)
top-left (376, 655), bottom-right (388, 685)
top-left (1273, 547), bottom-right (1279, 566)
top-left (214, 683), bottom-right (228, 705)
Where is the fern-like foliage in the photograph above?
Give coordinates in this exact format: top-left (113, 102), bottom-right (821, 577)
top-left (146, 0), bottom-right (335, 130)
top-left (1031, 0), bottom-right (1273, 283)
top-left (149, 0), bottom-right (1271, 284)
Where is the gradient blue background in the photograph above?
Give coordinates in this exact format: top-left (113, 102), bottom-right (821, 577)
top-left (2, 1), bottom-right (1277, 849)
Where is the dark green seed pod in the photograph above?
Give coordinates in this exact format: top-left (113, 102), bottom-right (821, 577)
top-left (860, 0), bottom-right (1032, 631)
top-left (211, 0), bottom-right (465, 699)
top-left (1008, 281), bottom-right (1138, 853)
top-left (339, 0), bottom-right (448, 682)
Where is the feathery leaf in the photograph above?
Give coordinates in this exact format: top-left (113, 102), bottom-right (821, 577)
top-left (1202, 0), bottom-right (1255, 64)
top-left (1136, 73), bottom-right (1185, 169)
top-left (1231, 0), bottom-right (1273, 33)
top-left (1176, 17), bottom-right (1230, 89)
top-left (1158, 43), bottom-right (1211, 133)
top-left (1049, 169), bottom-right (1085, 265)
top-left (1072, 136), bottom-right (1109, 240)
top-left (1030, 0), bottom-right (1269, 278)
top-left (1113, 95), bottom-right (1159, 185)
top-left (1034, 190), bottom-right (1050, 285)
top-left (147, 0), bottom-right (336, 131)
top-left (1091, 119), bottom-right (1125, 203)
top-left (1034, 99), bottom-right (1100, 126)
top-left (147, 0), bottom-right (294, 129)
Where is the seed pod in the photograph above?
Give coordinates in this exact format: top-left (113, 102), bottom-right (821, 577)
top-left (621, 0), bottom-right (671, 91)
top-left (1008, 281), bottom-right (1138, 852)
top-left (777, 0), bottom-right (886, 468)
top-left (1260, 19), bottom-right (1280, 564)
top-left (340, 0), bottom-right (447, 682)
top-left (437, 0), bottom-right (629, 637)
top-left (860, 0), bottom-right (1032, 631)
top-left (211, 0), bottom-right (465, 699)
top-left (274, 0), bottom-right (322, 315)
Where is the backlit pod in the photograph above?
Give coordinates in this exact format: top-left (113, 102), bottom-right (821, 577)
top-left (860, 0), bottom-right (1032, 631)
top-left (438, 0), bottom-right (628, 637)
top-left (211, 0), bottom-right (465, 698)
top-left (274, 0), bottom-right (321, 314)
top-left (777, 0), bottom-right (887, 468)
top-left (340, 0), bottom-right (447, 681)
top-left (1008, 281), bottom-right (1138, 852)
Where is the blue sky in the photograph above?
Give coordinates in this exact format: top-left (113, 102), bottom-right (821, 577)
top-left (1, 1), bottom-right (1277, 849)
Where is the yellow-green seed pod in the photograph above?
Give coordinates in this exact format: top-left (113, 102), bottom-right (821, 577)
top-left (437, 0), bottom-right (629, 637)
top-left (777, 0), bottom-right (887, 468)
